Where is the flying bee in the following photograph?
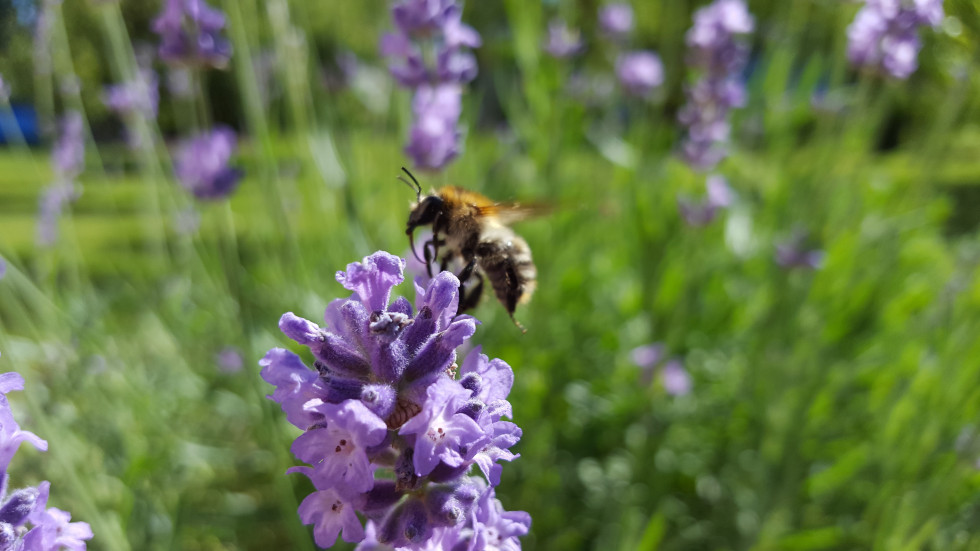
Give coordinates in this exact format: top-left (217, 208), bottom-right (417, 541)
top-left (399, 168), bottom-right (540, 331)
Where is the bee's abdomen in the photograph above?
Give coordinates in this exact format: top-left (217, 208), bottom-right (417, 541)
top-left (476, 234), bottom-right (536, 315)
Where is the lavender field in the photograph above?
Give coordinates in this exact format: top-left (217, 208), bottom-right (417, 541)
top-left (1, 1), bottom-right (979, 550)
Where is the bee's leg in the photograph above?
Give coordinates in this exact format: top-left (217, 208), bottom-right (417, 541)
top-left (457, 261), bottom-right (483, 314)
top-left (457, 257), bottom-right (477, 283)
top-left (422, 239), bottom-right (436, 278)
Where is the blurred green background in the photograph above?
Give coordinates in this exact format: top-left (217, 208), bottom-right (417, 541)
top-left (2, 0), bottom-right (980, 549)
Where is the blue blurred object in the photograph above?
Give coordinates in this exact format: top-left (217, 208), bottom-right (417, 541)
top-left (0, 103), bottom-right (40, 145)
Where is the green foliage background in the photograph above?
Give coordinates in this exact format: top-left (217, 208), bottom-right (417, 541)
top-left (1, 0), bottom-right (980, 549)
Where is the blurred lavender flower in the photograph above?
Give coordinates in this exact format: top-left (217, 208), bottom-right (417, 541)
top-left (544, 19), bottom-right (584, 58)
top-left (0, 372), bottom-right (93, 549)
top-left (262, 251), bottom-right (529, 548)
top-left (152, 0), bottom-right (232, 68)
top-left (678, 174), bottom-right (734, 227)
top-left (679, 0), bottom-right (754, 171)
top-left (38, 113), bottom-right (85, 248)
top-left (847, 0), bottom-right (943, 79)
top-left (405, 84), bottom-right (463, 169)
top-left (775, 232), bottom-right (825, 270)
top-left (616, 51), bottom-right (664, 97)
top-left (36, 183), bottom-right (81, 248)
top-left (52, 112), bottom-right (85, 182)
top-left (599, 3), bottom-right (634, 40)
top-left (102, 69), bottom-right (159, 118)
top-left (216, 347), bottom-right (244, 374)
top-left (382, 0), bottom-right (480, 171)
top-left (174, 126), bottom-right (241, 200)
top-left (661, 360), bottom-right (692, 397)
top-left (0, 257), bottom-right (5, 280)
top-left (630, 345), bottom-right (693, 396)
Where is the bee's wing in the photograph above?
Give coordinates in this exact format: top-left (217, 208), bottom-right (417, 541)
top-left (476, 202), bottom-right (554, 225)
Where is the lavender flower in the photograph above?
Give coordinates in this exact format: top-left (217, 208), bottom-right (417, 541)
top-left (847, 0), bottom-right (943, 79)
top-left (102, 69), bottom-right (159, 119)
top-left (630, 345), bottom-right (693, 396)
top-left (616, 51), bottom-right (664, 97)
top-left (544, 19), bottom-right (584, 59)
top-left (36, 183), bottom-right (80, 248)
top-left (152, 0), bottom-right (232, 69)
top-left (52, 112), bottom-right (85, 182)
top-left (0, 373), bottom-right (93, 550)
top-left (216, 347), bottom-right (243, 373)
top-left (262, 251), bottom-right (529, 549)
top-left (382, 0), bottom-right (480, 171)
top-left (0, 257), bottom-right (6, 280)
top-left (775, 232), bottom-right (825, 270)
top-left (677, 174), bottom-right (734, 227)
top-left (678, 0), bottom-right (754, 171)
top-left (661, 360), bottom-right (692, 397)
top-left (174, 126), bottom-right (241, 200)
top-left (404, 84), bottom-right (463, 169)
top-left (599, 3), bottom-right (634, 39)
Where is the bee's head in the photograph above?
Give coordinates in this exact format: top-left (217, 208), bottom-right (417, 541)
top-left (406, 195), bottom-right (444, 235)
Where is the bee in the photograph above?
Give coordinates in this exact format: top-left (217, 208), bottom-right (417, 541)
top-left (399, 168), bottom-right (540, 331)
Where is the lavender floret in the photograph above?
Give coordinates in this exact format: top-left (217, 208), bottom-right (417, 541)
top-left (616, 51), bottom-right (664, 98)
top-left (775, 232), bottom-right (826, 270)
top-left (544, 19), bottom-right (584, 59)
top-left (103, 69), bottom-right (159, 119)
top-left (677, 174), bottom-right (734, 227)
top-left (152, 0), bottom-right (232, 69)
top-left (599, 3), bottom-right (634, 39)
top-left (262, 252), bottom-right (529, 548)
top-left (52, 112), bottom-right (85, 182)
top-left (174, 126), bottom-right (242, 200)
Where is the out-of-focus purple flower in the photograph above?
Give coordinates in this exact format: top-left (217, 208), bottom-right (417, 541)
top-left (679, 0), bottom-right (754, 171)
top-left (616, 51), bottom-right (664, 97)
top-left (391, 0), bottom-right (455, 35)
top-left (405, 84), bottom-right (463, 170)
top-left (631, 343), bottom-right (665, 370)
top-left (262, 251), bottom-right (528, 548)
top-left (661, 360), bottom-right (692, 396)
top-left (599, 3), bottom-right (634, 39)
top-left (847, 0), bottom-right (943, 79)
top-left (216, 346), bottom-right (244, 373)
top-left (152, 0), bottom-right (232, 69)
top-left (630, 345), bottom-right (693, 396)
top-left (0, 257), bottom-right (6, 280)
top-left (0, 375), bottom-right (92, 550)
top-left (103, 69), bottom-right (159, 118)
top-left (174, 126), bottom-right (241, 200)
top-left (775, 232), bottom-right (826, 270)
top-left (544, 19), bottom-right (584, 58)
top-left (381, 1), bottom-right (480, 172)
top-left (678, 174), bottom-right (733, 227)
top-left (36, 182), bottom-right (81, 248)
top-left (52, 112), bottom-right (85, 181)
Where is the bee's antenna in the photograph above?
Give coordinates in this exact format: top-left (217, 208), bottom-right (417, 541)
top-left (399, 167), bottom-right (422, 202)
